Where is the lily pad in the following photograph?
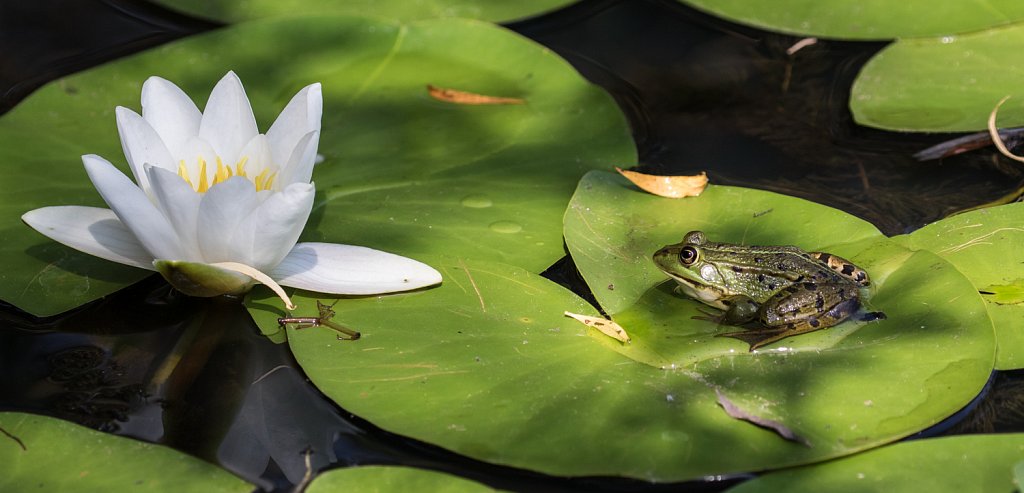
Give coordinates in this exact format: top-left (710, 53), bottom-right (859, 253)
top-left (0, 412), bottom-right (252, 492)
top-left (727, 434), bottom-right (1024, 492)
top-left (564, 171), bottom-right (883, 315)
top-left (852, 23), bottom-right (1024, 132)
top-left (307, 466), bottom-right (494, 493)
top-left (0, 15), bottom-right (633, 316)
top-left (248, 244), bottom-right (994, 481)
top-left (895, 202), bottom-right (1024, 369)
top-left (679, 0), bottom-right (1024, 40)
top-left (155, 0), bottom-right (573, 23)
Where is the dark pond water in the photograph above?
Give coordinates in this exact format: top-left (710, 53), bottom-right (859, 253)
top-left (3, 0), bottom-right (1024, 491)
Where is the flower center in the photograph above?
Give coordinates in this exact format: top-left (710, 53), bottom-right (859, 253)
top-left (177, 155), bottom-right (277, 193)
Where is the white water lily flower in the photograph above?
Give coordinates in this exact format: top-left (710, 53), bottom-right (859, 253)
top-left (23, 71), bottom-right (441, 308)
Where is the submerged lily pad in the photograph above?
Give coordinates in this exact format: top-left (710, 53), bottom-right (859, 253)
top-left (852, 23), bottom-right (1024, 131)
top-left (0, 15), bottom-right (633, 316)
top-left (155, 0), bottom-right (573, 23)
top-left (0, 412), bottom-right (251, 492)
top-left (307, 466), bottom-right (494, 493)
top-left (248, 243), bottom-right (994, 481)
top-left (680, 0), bottom-right (1024, 40)
top-left (895, 202), bottom-right (1024, 370)
top-left (728, 434), bottom-right (1024, 492)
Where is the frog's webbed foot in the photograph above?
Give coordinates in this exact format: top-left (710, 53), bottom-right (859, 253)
top-left (721, 308), bottom-right (887, 351)
top-left (859, 311), bottom-right (887, 322)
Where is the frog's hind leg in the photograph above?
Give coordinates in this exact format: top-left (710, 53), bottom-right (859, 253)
top-left (809, 252), bottom-right (870, 286)
top-left (720, 288), bottom-right (862, 351)
top-left (717, 327), bottom-right (795, 351)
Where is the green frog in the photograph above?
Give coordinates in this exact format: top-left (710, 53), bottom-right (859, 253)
top-left (653, 231), bottom-right (875, 350)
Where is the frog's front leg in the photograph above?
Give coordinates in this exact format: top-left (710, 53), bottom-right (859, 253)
top-left (692, 294), bottom-right (761, 325)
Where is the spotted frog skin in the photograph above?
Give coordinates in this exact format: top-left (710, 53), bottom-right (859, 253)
top-left (653, 231), bottom-right (871, 349)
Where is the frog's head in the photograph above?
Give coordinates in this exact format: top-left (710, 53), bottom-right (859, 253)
top-left (653, 230), bottom-right (729, 304)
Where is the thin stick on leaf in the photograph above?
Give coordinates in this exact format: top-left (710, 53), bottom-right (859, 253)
top-left (278, 300), bottom-right (361, 340)
top-left (988, 95), bottom-right (1024, 163)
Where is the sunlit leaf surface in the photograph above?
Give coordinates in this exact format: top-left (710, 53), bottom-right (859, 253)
top-left (728, 434), bottom-right (1024, 493)
top-left (249, 243), bottom-right (994, 480)
top-left (155, 0), bottom-right (573, 23)
top-left (0, 412), bottom-right (252, 492)
top-left (680, 0), bottom-right (1024, 40)
top-left (0, 15), bottom-right (633, 316)
top-left (896, 202), bottom-right (1024, 369)
top-left (564, 171), bottom-right (882, 315)
top-left (852, 24), bottom-right (1024, 131)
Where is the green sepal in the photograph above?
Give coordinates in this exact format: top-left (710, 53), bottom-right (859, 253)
top-left (154, 260), bottom-right (254, 297)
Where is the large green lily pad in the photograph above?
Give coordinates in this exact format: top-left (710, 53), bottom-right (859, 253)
top-left (852, 23), bottom-right (1024, 132)
top-left (0, 15), bottom-right (633, 316)
top-left (0, 412), bottom-right (251, 492)
top-left (680, 0), bottom-right (1024, 40)
top-left (248, 241), bottom-right (994, 481)
top-left (307, 466), bottom-right (494, 493)
top-left (727, 434), bottom-right (1024, 492)
top-left (565, 171), bottom-right (883, 315)
top-left (895, 202), bottom-right (1024, 370)
top-left (155, 0), bottom-right (573, 23)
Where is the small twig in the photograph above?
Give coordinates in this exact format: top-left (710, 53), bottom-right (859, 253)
top-left (1, 426), bottom-right (26, 451)
top-left (459, 259), bottom-right (486, 313)
top-left (290, 447), bottom-right (314, 493)
top-left (278, 300), bottom-right (361, 340)
top-left (988, 95), bottom-right (1024, 163)
top-left (786, 37), bottom-right (818, 56)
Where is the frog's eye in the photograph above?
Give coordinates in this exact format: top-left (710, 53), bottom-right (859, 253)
top-left (679, 246), bottom-right (699, 265)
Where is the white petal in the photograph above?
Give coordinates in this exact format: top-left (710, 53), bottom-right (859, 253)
top-left (199, 71), bottom-right (258, 165)
top-left (196, 176), bottom-right (258, 264)
top-left (270, 243), bottom-right (442, 294)
top-left (277, 131), bottom-right (319, 186)
top-left (115, 107), bottom-right (175, 191)
top-left (146, 165), bottom-right (202, 260)
top-left (22, 206), bottom-right (155, 270)
top-left (173, 136), bottom-right (218, 184)
top-left (83, 154), bottom-right (185, 261)
top-left (266, 83), bottom-right (322, 167)
top-left (141, 76), bottom-right (202, 156)
top-left (240, 182), bottom-right (314, 271)
top-left (235, 133), bottom-right (275, 176)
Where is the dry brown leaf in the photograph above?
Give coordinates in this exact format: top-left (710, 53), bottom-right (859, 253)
top-left (563, 311), bottom-right (630, 343)
top-left (427, 85), bottom-right (525, 105)
top-left (615, 167), bottom-right (708, 198)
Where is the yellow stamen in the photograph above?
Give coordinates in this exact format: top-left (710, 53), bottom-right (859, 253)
top-left (254, 168), bottom-right (270, 191)
top-left (235, 156), bottom-right (249, 177)
top-left (213, 157), bottom-right (233, 185)
top-left (175, 154), bottom-right (274, 193)
top-left (196, 157), bottom-right (209, 193)
top-left (177, 160), bottom-right (194, 189)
